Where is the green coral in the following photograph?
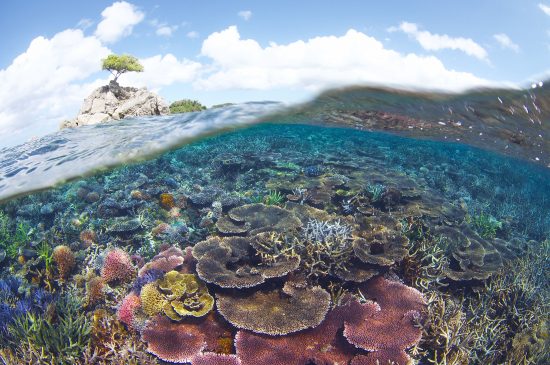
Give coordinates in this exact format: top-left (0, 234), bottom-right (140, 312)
top-left (0, 211), bottom-right (33, 259)
top-left (169, 99), bottom-right (206, 114)
top-left (6, 291), bottom-right (91, 364)
top-left (140, 271), bottom-right (214, 321)
top-left (470, 213), bottom-right (502, 239)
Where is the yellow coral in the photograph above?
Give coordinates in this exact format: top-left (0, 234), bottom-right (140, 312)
top-left (140, 283), bottom-right (165, 316)
top-left (144, 270), bottom-right (214, 320)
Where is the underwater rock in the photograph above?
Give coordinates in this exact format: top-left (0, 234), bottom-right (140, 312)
top-left (60, 82), bottom-right (170, 128)
top-left (353, 216), bottom-right (409, 266)
top-left (216, 280), bottom-right (331, 335)
top-left (193, 236), bottom-right (299, 289)
top-left (228, 203), bottom-right (302, 235)
top-left (343, 276), bottom-right (426, 365)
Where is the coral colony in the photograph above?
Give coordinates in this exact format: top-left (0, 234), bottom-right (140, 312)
top-left (0, 124), bottom-right (548, 364)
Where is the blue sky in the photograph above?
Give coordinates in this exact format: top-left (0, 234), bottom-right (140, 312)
top-left (1, 0), bottom-right (549, 146)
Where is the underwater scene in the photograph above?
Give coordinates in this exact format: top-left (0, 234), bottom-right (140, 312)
top-left (0, 87), bottom-right (549, 365)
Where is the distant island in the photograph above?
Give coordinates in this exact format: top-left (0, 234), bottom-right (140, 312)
top-left (61, 54), bottom-right (209, 129)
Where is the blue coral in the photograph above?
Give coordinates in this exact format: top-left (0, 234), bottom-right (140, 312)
top-left (132, 268), bottom-right (164, 294)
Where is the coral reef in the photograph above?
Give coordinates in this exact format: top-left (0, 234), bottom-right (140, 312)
top-left (216, 280), bottom-right (331, 335)
top-left (193, 236), bottom-right (299, 288)
top-left (52, 245), bottom-right (76, 279)
top-left (101, 248), bottom-right (135, 283)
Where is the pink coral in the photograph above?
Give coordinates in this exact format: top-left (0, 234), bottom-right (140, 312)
top-left (117, 292), bottom-right (141, 329)
top-left (343, 276), bottom-right (426, 365)
top-left (192, 354), bottom-right (241, 365)
top-left (100, 248), bottom-right (135, 283)
top-left (235, 298), bottom-right (377, 365)
top-left (138, 246), bottom-right (185, 277)
top-left (141, 312), bottom-right (233, 363)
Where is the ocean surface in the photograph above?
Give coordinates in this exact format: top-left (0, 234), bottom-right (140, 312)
top-left (0, 85), bottom-right (548, 364)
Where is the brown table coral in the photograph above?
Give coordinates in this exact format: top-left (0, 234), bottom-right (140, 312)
top-left (216, 280), bottom-right (331, 335)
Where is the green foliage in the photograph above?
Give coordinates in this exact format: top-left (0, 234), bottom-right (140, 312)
top-left (7, 292), bottom-right (91, 363)
top-left (37, 241), bottom-right (53, 272)
top-left (0, 212), bottom-right (33, 259)
top-left (101, 54), bottom-right (144, 82)
top-left (169, 99), bottom-right (206, 114)
top-left (470, 213), bottom-right (502, 239)
top-left (263, 190), bottom-right (285, 206)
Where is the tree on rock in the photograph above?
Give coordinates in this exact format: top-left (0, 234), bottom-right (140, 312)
top-left (102, 54), bottom-right (144, 83)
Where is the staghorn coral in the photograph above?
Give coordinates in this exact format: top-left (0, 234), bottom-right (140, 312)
top-left (101, 248), bottom-right (135, 283)
top-left (216, 279), bottom-right (330, 335)
top-left (52, 245), bottom-right (76, 279)
top-left (343, 276), bottom-right (426, 365)
top-left (193, 236), bottom-right (299, 289)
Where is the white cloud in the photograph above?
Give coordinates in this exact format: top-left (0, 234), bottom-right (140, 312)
top-left (196, 26), bottom-right (492, 92)
top-left (122, 54), bottom-right (202, 89)
top-left (156, 25), bottom-right (178, 36)
top-left (187, 31), bottom-right (199, 39)
top-left (493, 33), bottom-right (520, 52)
top-left (95, 1), bottom-right (144, 43)
top-left (77, 18), bottom-right (94, 30)
top-left (238, 10), bottom-right (252, 21)
top-left (0, 29), bottom-right (110, 139)
top-left (389, 22), bottom-right (488, 61)
top-left (539, 3), bottom-right (550, 16)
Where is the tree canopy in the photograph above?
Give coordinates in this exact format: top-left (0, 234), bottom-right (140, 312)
top-left (169, 99), bottom-right (207, 114)
top-left (101, 54), bottom-right (144, 83)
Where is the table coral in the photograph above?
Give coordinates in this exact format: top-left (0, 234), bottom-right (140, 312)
top-left (216, 280), bottom-right (330, 335)
top-left (343, 276), bottom-right (426, 365)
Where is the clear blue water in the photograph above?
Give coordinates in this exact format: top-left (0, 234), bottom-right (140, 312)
top-left (0, 85), bottom-right (548, 365)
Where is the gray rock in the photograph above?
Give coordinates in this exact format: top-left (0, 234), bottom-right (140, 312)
top-left (61, 81), bottom-right (170, 128)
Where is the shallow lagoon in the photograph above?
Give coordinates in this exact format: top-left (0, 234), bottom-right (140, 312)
top-left (0, 91), bottom-right (548, 364)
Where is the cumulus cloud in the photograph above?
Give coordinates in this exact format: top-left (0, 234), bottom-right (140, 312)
top-left (122, 54), bottom-right (202, 89)
top-left (238, 10), bottom-right (252, 21)
top-left (95, 1), bottom-right (144, 43)
top-left (196, 26), bottom-right (492, 92)
top-left (493, 33), bottom-right (520, 52)
top-left (156, 25), bottom-right (178, 36)
top-left (0, 29), bottom-right (110, 141)
top-left (539, 3), bottom-right (550, 16)
top-left (187, 31), bottom-right (199, 39)
top-left (389, 22), bottom-right (488, 61)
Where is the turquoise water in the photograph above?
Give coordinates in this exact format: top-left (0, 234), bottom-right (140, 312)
top-left (0, 86), bottom-right (548, 364)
